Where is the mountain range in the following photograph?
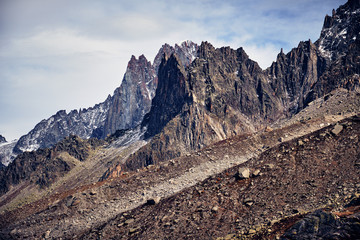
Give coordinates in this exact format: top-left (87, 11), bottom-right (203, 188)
top-left (0, 41), bottom-right (198, 166)
top-left (0, 0), bottom-right (359, 239)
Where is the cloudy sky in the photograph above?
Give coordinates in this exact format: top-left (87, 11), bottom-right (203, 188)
top-left (0, 0), bottom-right (345, 141)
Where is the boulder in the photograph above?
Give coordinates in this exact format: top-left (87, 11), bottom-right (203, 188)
top-left (243, 198), bottom-right (254, 206)
top-left (331, 124), bottom-right (343, 135)
top-left (237, 167), bottom-right (250, 179)
top-left (252, 169), bottom-right (261, 177)
top-left (147, 197), bottom-right (161, 205)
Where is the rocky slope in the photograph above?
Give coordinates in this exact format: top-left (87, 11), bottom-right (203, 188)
top-left (1, 108), bottom-right (357, 239)
top-left (0, 135), bottom-right (104, 196)
top-left (77, 115), bottom-right (360, 240)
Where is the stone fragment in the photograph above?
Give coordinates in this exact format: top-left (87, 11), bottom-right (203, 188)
top-left (212, 206), bottom-right (219, 212)
top-left (237, 167), bottom-right (250, 179)
top-left (65, 196), bottom-right (74, 207)
top-left (44, 230), bottom-right (51, 239)
top-left (252, 169), bottom-right (261, 177)
top-left (71, 199), bottom-right (81, 207)
top-left (129, 227), bottom-right (140, 234)
top-left (125, 218), bottom-right (135, 225)
top-left (331, 124), bottom-right (343, 135)
top-left (266, 163), bottom-right (275, 169)
top-left (265, 126), bottom-right (273, 132)
top-left (225, 233), bottom-right (236, 239)
top-left (244, 198), bottom-right (254, 206)
top-left (147, 197), bottom-right (161, 205)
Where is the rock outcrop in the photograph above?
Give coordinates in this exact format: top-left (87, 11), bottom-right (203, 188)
top-left (281, 210), bottom-right (360, 240)
top-left (102, 55), bottom-right (157, 138)
top-left (0, 135), bottom-right (6, 144)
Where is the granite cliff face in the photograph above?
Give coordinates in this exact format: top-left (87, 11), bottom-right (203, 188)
top-left (266, 40), bottom-right (325, 113)
top-left (101, 55), bottom-right (157, 138)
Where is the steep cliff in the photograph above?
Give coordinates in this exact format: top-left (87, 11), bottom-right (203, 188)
top-left (125, 42), bottom-right (283, 170)
top-left (102, 55), bottom-right (157, 138)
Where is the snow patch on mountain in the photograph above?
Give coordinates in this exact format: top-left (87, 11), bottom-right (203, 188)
top-left (0, 140), bottom-right (17, 166)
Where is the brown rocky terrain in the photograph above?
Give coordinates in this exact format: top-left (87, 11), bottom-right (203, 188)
top-left (0, 89), bottom-right (358, 239)
top-left (77, 114), bottom-right (360, 240)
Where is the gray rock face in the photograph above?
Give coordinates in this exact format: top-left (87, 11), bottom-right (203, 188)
top-left (317, 0), bottom-right (360, 61)
top-left (102, 55), bottom-right (157, 138)
top-left (267, 40), bottom-right (324, 113)
top-left (0, 141), bottom-right (17, 167)
top-left (143, 54), bottom-right (191, 139)
top-left (103, 41), bottom-right (199, 139)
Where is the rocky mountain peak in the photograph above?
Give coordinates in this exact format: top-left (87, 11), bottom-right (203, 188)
top-left (143, 53), bottom-right (191, 139)
top-left (128, 54), bottom-right (150, 70)
top-left (198, 41), bottom-right (216, 59)
top-left (153, 40), bottom-right (199, 72)
top-left (102, 54), bottom-right (157, 138)
top-left (316, 0), bottom-right (360, 60)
